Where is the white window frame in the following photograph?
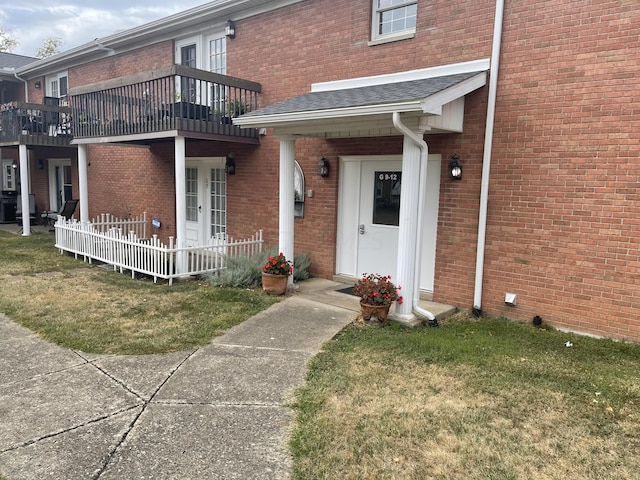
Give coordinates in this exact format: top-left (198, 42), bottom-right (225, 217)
top-left (176, 33), bottom-right (226, 110)
top-left (2, 159), bottom-right (17, 191)
top-left (45, 71), bottom-right (68, 99)
top-left (369, 0), bottom-right (417, 45)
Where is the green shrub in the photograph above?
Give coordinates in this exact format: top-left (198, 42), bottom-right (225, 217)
top-left (208, 248), bottom-right (312, 288)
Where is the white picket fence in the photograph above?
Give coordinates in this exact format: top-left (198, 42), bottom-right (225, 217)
top-left (91, 212), bottom-right (147, 238)
top-left (54, 214), bottom-right (264, 284)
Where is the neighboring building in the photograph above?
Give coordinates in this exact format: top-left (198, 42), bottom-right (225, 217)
top-left (0, 52), bottom-right (40, 223)
top-left (3, 0), bottom-right (639, 342)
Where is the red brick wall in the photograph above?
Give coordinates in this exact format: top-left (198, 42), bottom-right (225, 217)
top-left (43, 0), bottom-right (638, 342)
top-left (481, 0), bottom-right (640, 341)
top-left (227, 0), bottom-right (495, 280)
top-left (70, 41), bottom-right (174, 87)
top-left (226, 0), bottom-right (639, 342)
top-left (61, 42), bottom-right (177, 241)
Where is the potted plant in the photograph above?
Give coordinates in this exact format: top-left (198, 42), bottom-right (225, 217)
top-left (353, 273), bottom-right (403, 323)
top-left (261, 252), bottom-right (293, 295)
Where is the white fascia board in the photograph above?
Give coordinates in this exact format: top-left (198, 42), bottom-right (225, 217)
top-left (312, 58), bottom-right (491, 93)
top-left (421, 72), bottom-right (487, 114)
top-left (17, 0), bottom-right (305, 77)
top-left (233, 101), bottom-right (424, 127)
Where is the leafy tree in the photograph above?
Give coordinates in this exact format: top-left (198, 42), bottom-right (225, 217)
top-left (36, 37), bottom-right (63, 59)
top-left (0, 26), bottom-right (19, 53)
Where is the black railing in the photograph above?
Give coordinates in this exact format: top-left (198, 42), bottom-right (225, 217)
top-left (69, 65), bottom-right (261, 140)
top-left (0, 101), bottom-right (72, 144)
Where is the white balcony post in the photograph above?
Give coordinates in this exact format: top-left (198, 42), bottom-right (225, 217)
top-left (277, 135), bottom-right (296, 286)
top-left (77, 144), bottom-right (89, 223)
top-left (393, 132), bottom-right (423, 324)
top-left (19, 144), bottom-right (30, 236)
top-left (174, 136), bottom-right (187, 274)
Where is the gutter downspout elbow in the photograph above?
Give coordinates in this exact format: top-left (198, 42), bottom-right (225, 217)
top-left (392, 112), bottom-right (436, 322)
top-left (13, 71), bottom-right (28, 103)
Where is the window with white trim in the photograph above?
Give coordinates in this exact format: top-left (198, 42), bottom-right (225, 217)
top-left (46, 71), bottom-right (68, 99)
top-left (2, 159), bottom-right (16, 191)
top-left (371, 0), bottom-right (417, 42)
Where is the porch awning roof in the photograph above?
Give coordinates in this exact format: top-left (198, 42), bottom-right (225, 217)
top-left (234, 64), bottom-right (488, 138)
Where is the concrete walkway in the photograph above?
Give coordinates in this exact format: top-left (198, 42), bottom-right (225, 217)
top-left (0, 278), bottom-right (454, 479)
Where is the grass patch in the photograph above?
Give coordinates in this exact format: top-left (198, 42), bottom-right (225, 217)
top-left (290, 314), bottom-right (640, 479)
top-left (0, 231), bottom-right (279, 355)
top-left (0, 231), bottom-right (81, 275)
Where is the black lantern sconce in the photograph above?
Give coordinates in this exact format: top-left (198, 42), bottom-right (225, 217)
top-left (34, 81), bottom-right (41, 89)
top-left (449, 154), bottom-right (462, 180)
top-left (226, 152), bottom-right (236, 175)
top-left (318, 157), bottom-right (330, 177)
top-left (11, 160), bottom-right (18, 170)
top-left (37, 158), bottom-right (44, 170)
top-left (225, 19), bottom-right (236, 39)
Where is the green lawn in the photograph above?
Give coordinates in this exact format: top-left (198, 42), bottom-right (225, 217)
top-left (0, 231), bottom-right (279, 354)
top-left (290, 316), bottom-right (640, 479)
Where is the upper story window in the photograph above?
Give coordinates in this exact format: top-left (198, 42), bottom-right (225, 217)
top-left (370, 0), bottom-right (417, 44)
top-left (209, 37), bottom-right (226, 75)
top-left (176, 34), bottom-right (226, 74)
top-left (46, 72), bottom-right (68, 99)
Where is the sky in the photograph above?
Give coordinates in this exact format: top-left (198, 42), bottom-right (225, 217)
top-left (1, 1), bottom-right (209, 58)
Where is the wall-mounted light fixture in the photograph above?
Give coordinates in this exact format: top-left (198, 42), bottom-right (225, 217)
top-left (225, 19), bottom-right (236, 39)
top-left (448, 154), bottom-right (462, 180)
top-left (226, 152), bottom-right (236, 175)
top-left (34, 81), bottom-right (41, 89)
top-left (37, 158), bottom-right (44, 170)
top-left (11, 160), bottom-right (18, 170)
top-left (318, 157), bottom-right (330, 177)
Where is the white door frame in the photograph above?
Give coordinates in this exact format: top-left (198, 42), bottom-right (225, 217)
top-left (185, 157), bottom-right (225, 246)
top-left (336, 154), bottom-right (441, 293)
top-left (48, 158), bottom-right (72, 212)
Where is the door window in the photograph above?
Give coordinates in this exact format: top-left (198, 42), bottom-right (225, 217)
top-left (210, 167), bottom-right (226, 238)
top-left (180, 45), bottom-right (197, 102)
top-left (2, 160), bottom-right (16, 191)
top-left (373, 171), bottom-right (401, 226)
top-left (185, 167), bottom-right (198, 221)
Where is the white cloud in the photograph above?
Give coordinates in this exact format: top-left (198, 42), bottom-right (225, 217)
top-left (1, 2), bottom-right (205, 57)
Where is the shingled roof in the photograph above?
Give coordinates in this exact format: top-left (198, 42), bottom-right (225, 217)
top-left (241, 71), bottom-right (479, 118)
top-left (0, 52), bottom-right (38, 70)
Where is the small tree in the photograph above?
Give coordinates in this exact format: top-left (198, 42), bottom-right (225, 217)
top-left (0, 26), bottom-right (19, 53)
top-left (36, 37), bottom-right (63, 59)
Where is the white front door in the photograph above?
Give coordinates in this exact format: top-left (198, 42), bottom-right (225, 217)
top-left (337, 155), bottom-right (441, 293)
top-left (357, 160), bottom-right (402, 278)
top-left (185, 159), bottom-right (226, 247)
top-left (48, 159), bottom-right (72, 212)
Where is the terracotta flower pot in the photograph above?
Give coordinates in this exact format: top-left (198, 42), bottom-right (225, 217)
top-left (261, 272), bottom-right (289, 295)
top-left (359, 301), bottom-right (392, 323)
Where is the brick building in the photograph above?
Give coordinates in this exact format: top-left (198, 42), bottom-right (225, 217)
top-left (2, 0), bottom-right (638, 341)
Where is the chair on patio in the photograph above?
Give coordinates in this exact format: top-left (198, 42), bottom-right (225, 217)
top-left (43, 199), bottom-right (78, 231)
top-left (16, 194), bottom-right (37, 234)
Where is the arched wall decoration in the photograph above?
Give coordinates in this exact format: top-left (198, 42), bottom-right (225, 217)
top-left (294, 160), bottom-right (304, 218)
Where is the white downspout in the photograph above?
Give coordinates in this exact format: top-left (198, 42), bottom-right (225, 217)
top-left (392, 112), bottom-right (436, 322)
top-left (13, 71), bottom-right (28, 102)
top-left (473, 0), bottom-right (505, 313)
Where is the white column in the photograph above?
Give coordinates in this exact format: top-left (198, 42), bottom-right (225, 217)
top-left (277, 135), bottom-right (296, 285)
top-left (77, 144), bottom-right (89, 223)
top-left (393, 133), bottom-right (423, 325)
top-left (19, 145), bottom-right (30, 236)
top-left (174, 136), bottom-right (187, 274)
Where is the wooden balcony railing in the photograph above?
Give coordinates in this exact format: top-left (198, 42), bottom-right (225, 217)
top-left (0, 101), bottom-right (72, 146)
top-left (69, 65), bottom-right (261, 141)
